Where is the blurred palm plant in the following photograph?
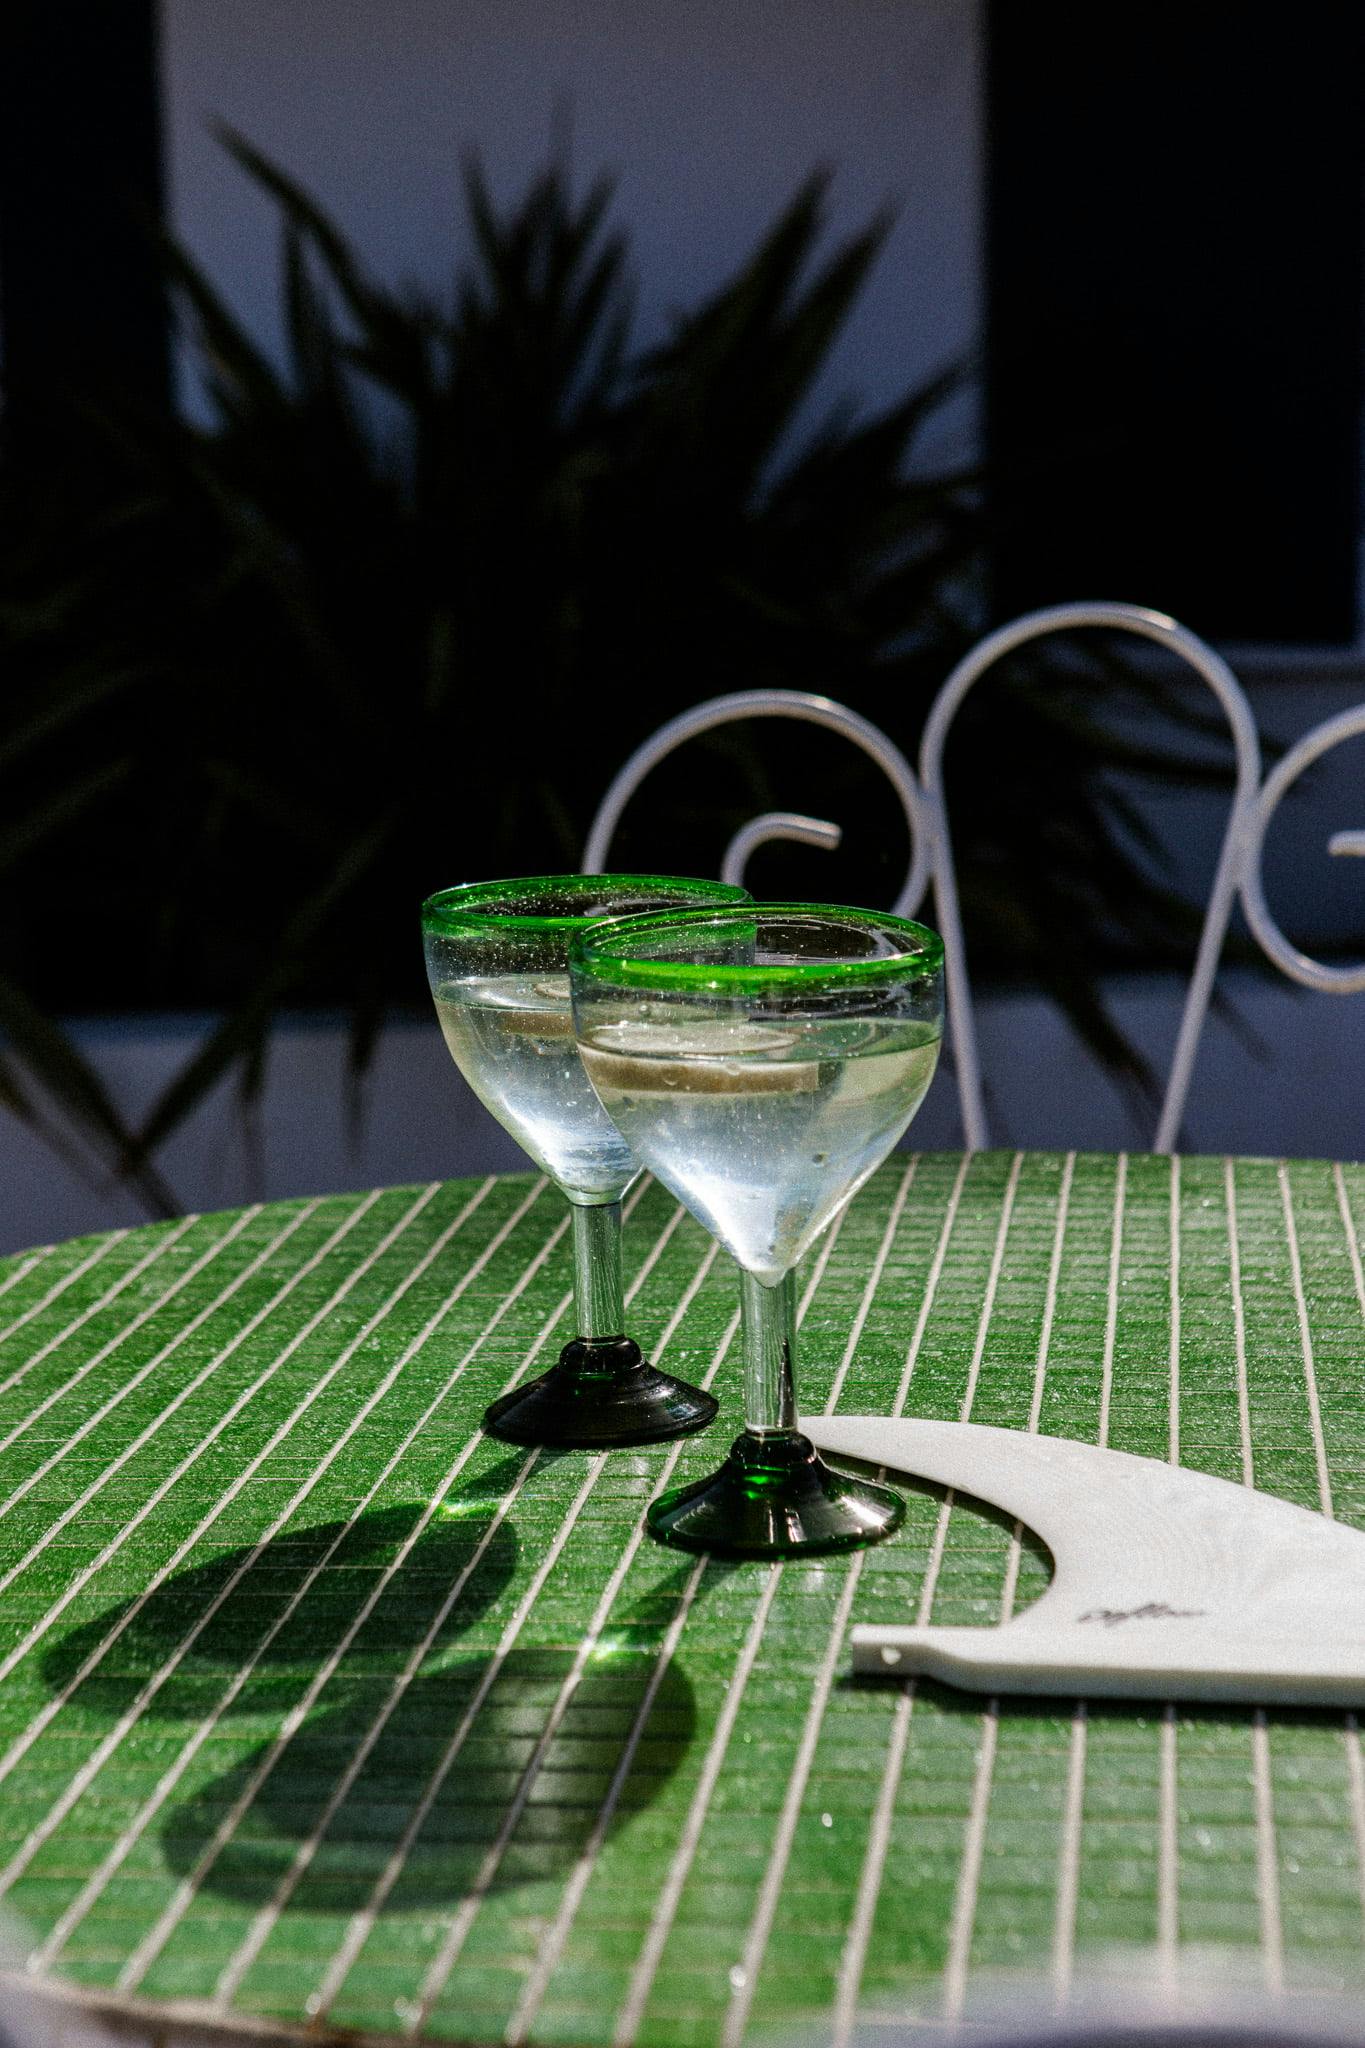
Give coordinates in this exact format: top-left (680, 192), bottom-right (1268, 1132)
top-left (0, 131), bottom-right (1233, 1205)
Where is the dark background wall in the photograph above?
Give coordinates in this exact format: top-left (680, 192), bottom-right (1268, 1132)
top-left (160, 0), bottom-right (981, 460)
top-left (7, 0), bottom-right (1361, 645)
top-left (986, 3), bottom-right (1364, 645)
top-left (0, 1), bottom-right (170, 477)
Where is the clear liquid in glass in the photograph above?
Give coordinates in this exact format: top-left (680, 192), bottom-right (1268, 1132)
top-left (435, 973), bottom-right (637, 1202)
top-left (579, 1013), bottom-right (940, 1284)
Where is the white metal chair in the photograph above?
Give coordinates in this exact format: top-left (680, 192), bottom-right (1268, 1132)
top-left (583, 601), bottom-right (1365, 1152)
top-left (582, 690), bottom-right (931, 914)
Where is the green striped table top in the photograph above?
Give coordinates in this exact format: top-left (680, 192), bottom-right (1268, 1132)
top-left (0, 1153), bottom-right (1363, 2046)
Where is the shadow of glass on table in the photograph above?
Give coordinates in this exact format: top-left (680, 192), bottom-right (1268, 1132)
top-left (37, 1456), bottom-right (708, 1923)
top-left (155, 1645), bottom-right (696, 1913)
top-left (39, 1462), bottom-right (532, 1724)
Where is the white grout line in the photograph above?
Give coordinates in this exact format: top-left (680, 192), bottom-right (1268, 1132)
top-left (890, 1152), bottom-right (974, 1420)
top-left (1168, 1152), bottom-right (1182, 1467)
top-left (823, 1159), bottom-right (918, 1414)
top-left (798, 1200), bottom-right (855, 1319)
top-left (1158, 1153), bottom-right (1182, 1996)
top-left (1343, 1714), bottom-right (1365, 1946)
top-left (1223, 1158), bottom-right (1284, 1999)
top-left (1222, 1159), bottom-right (1255, 1491)
top-left (1096, 1153), bottom-right (1127, 1452)
top-left (0, 1215), bottom-right (203, 1465)
top-left (117, 1188), bottom-right (670, 2001)
top-left (0, 1230), bottom-right (129, 1362)
top-left (938, 1153), bottom-right (1049, 2023)
top-left (1333, 1163), bottom-right (1365, 1330)
top-left (720, 1565), bottom-right (866, 2048)
top-left (833, 1151), bottom-right (1029, 2048)
top-left (1277, 1165), bottom-right (1333, 1519)
top-left (830, 1684), bottom-right (914, 2048)
top-left (1029, 1153), bottom-right (1077, 1438)
top-left (1158, 1706), bottom-right (1180, 1995)
top-left (503, 1555), bottom-right (710, 2047)
top-left (0, 1247), bottom-right (55, 1315)
top-left (1051, 1708), bottom-right (1088, 2005)
top-left (31, 1183), bottom-right (569, 1973)
top-left (1051, 1153), bottom-right (1117, 2007)
top-left (1333, 1165), bottom-right (1365, 1941)
top-left (1279, 1167), bottom-right (1365, 1960)
top-left (0, 1198), bottom-right (335, 1647)
top-left (0, 1178), bottom-right (519, 1901)
top-left (620, 1186), bottom-right (688, 1292)
top-left (941, 1706), bottom-right (1000, 2024)
top-left (611, 1566), bottom-right (782, 2048)
top-left (398, 1238), bottom-right (728, 2032)
top-left (1251, 1714), bottom-right (1284, 1996)
top-left (954, 1151), bottom-right (1024, 1430)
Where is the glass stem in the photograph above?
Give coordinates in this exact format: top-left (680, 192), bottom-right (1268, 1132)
top-left (740, 1267), bottom-right (799, 1440)
top-left (570, 1198), bottom-right (626, 1342)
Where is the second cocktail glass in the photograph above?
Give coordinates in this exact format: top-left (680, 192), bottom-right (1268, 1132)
top-left (422, 874), bottom-right (748, 1447)
top-left (569, 903), bottom-right (944, 1556)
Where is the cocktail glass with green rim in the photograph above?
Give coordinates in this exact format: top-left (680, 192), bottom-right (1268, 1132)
top-left (569, 902), bottom-right (944, 1555)
top-left (422, 874), bottom-right (749, 1447)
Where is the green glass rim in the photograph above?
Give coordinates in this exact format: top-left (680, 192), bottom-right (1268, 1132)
top-left (421, 873), bottom-right (748, 938)
top-left (569, 900), bottom-right (945, 993)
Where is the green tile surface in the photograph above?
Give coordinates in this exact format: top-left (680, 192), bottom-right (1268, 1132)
top-left (0, 1154), bottom-right (1362, 2042)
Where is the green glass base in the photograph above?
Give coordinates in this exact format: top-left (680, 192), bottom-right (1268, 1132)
top-left (482, 1336), bottom-right (718, 1450)
top-left (646, 1431), bottom-right (905, 1558)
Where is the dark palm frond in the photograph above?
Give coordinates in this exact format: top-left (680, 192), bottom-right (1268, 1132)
top-left (217, 126), bottom-right (383, 324)
top-left (629, 176), bottom-right (889, 504)
top-left (0, 665), bottom-right (143, 771)
top-left (123, 816), bottom-right (395, 1171)
top-left (0, 759), bottom-right (133, 875)
top-left (161, 238), bottom-right (288, 430)
top-left (0, 978), bottom-right (179, 1216)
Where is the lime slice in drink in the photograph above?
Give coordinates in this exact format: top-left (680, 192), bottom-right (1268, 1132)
top-left (581, 1021), bottom-right (820, 1096)
top-left (451, 974), bottom-right (574, 1039)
